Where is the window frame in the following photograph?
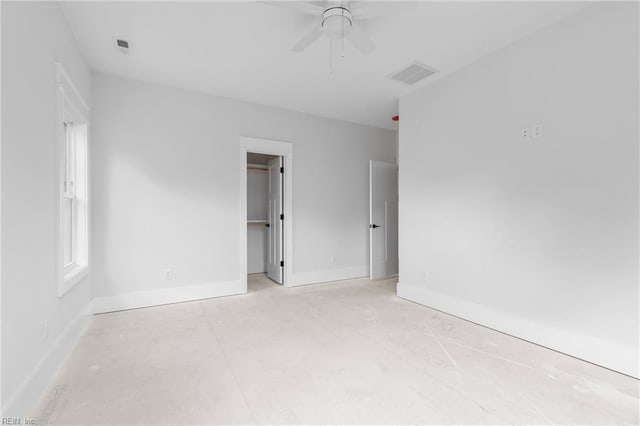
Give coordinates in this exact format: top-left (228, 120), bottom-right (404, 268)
top-left (56, 63), bottom-right (90, 297)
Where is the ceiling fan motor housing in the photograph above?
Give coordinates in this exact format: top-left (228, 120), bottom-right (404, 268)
top-left (322, 7), bottom-right (353, 39)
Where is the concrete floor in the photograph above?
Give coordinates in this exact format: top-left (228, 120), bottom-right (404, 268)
top-left (34, 274), bottom-right (638, 424)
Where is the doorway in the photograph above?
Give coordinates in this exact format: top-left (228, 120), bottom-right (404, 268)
top-left (246, 153), bottom-right (283, 284)
top-left (369, 160), bottom-right (399, 279)
top-left (239, 137), bottom-right (293, 291)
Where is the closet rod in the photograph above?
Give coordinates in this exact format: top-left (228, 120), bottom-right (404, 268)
top-left (247, 164), bottom-right (269, 171)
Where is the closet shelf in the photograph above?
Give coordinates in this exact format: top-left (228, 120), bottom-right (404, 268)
top-left (247, 219), bottom-right (268, 225)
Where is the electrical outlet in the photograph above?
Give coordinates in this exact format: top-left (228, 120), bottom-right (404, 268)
top-left (521, 127), bottom-right (530, 141)
top-left (43, 320), bottom-right (48, 338)
top-left (330, 255), bottom-right (336, 264)
top-left (423, 271), bottom-right (429, 281)
top-left (533, 122), bottom-right (543, 139)
top-left (165, 269), bottom-right (173, 280)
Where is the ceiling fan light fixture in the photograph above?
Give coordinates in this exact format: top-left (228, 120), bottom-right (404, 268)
top-left (322, 7), bottom-right (352, 40)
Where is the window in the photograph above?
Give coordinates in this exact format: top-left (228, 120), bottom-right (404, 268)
top-left (57, 63), bottom-right (89, 296)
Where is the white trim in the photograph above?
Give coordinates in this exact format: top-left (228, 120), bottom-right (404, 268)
top-left (60, 265), bottom-right (90, 296)
top-left (2, 303), bottom-right (93, 417)
top-left (290, 266), bottom-right (369, 287)
top-left (92, 280), bottom-right (243, 314)
top-left (239, 136), bottom-right (294, 288)
top-left (56, 63), bottom-right (90, 298)
top-left (397, 281), bottom-right (639, 378)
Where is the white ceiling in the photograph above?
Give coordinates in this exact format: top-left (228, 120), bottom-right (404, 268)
top-left (60, 1), bottom-right (588, 130)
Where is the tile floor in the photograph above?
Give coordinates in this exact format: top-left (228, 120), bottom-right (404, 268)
top-left (34, 274), bottom-right (639, 424)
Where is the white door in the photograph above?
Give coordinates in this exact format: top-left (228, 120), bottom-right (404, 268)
top-left (369, 160), bottom-right (398, 279)
top-left (266, 156), bottom-right (284, 284)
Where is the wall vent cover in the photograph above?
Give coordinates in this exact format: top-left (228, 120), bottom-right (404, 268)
top-left (116, 39), bottom-right (129, 49)
top-left (388, 62), bottom-right (438, 85)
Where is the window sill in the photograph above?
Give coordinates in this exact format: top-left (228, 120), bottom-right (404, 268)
top-left (58, 264), bottom-right (89, 297)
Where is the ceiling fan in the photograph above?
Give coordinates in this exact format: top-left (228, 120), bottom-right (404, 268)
top-left (271, 1), bottom-right (377, 55)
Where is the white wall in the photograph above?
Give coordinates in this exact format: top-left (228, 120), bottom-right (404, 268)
top-left (1, 2), bottom-right (93, 414)
top-left (91, 73), bottom-right (396, 305)
top-left (398, 2), bottom-right (638, 377)
top-left (247, 168), bottom-right (268, 274)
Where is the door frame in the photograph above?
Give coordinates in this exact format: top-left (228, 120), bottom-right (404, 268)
top-left (239, 136), bottom-right (293, 291)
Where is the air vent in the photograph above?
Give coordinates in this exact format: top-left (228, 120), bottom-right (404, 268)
top-left (388, 62), bottom-right (438, 85)
top-left (116, 39), bottom-right (129, 49)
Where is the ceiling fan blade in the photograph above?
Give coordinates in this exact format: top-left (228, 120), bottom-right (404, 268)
top-left (347, 23), bottom-right (374, 54)
top-left (263, 1), bottom-right (325, 16)
top-left (291, 25), bottom-right (323, 52)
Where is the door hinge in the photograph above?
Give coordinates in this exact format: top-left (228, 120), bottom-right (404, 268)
top-left (280, 213), bottom-right (284, 220)
top-left (280, 260), bottom-right (284, 267)
top-left (280, 167), bottom-right (284, 174)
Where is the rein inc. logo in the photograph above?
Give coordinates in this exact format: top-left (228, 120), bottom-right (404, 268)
top-left (1, 418), bottom-right (36, 425)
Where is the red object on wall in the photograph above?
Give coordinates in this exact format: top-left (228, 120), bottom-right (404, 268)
top-left (392, 115), bottom-right (399, 121)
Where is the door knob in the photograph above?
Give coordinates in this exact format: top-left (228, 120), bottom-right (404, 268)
top-left (370, 224), bottom-right (380, 229)
top-left (265, 223), bottom-right (270, 228)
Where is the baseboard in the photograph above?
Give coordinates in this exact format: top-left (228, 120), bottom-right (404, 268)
top-left (3, 303), bottom-right (93, 417)
top-left (92, 280), bottom-right (244, 314)
top-left (397, 282), bottom-right (639, 378)
top-left (289, 265), bottom-right (369, 287)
